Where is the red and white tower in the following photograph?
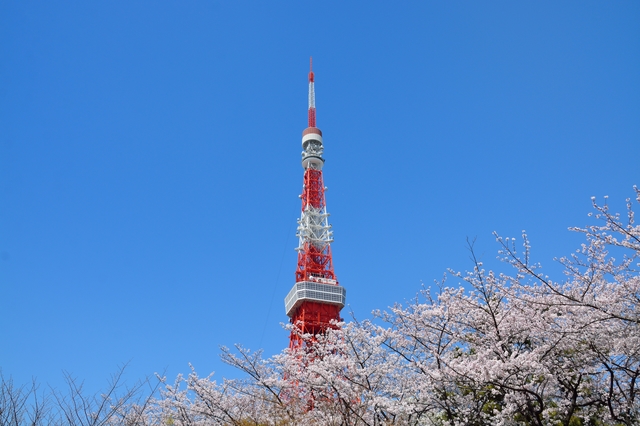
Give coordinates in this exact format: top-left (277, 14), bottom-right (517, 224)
top-left (284, 59), bottom-right (346, 349)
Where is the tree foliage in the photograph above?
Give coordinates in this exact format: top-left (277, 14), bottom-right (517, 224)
top-left (156, 189), bottom-right (640, 425)
top-left (4, 189), bottom-right (640, 425)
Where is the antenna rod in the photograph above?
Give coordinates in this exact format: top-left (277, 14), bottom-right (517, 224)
top-left (308, 57), bottom-right (316, 127)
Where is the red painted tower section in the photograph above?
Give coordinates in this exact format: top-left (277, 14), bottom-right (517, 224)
top-left (284, 59), bottom-right (346, 350)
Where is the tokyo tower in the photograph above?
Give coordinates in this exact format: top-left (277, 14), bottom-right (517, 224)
top-left (284, 59), bottom-right (346, 349)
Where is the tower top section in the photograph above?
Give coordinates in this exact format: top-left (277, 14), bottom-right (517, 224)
top-left (307, 56), bottom-right (316, 128)
top-left (301, 57), bottom-right (323, 171)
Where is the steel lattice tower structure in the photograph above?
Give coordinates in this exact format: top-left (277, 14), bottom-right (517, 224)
top-left (284, 59), bottom-right (346, 349)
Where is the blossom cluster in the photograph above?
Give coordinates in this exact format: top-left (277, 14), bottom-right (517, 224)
top-left (153, 188), bottom-right (640, 426)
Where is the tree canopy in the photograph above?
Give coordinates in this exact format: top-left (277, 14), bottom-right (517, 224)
top-left (4, 188), bottom-right (640, 425)
top-left (152, 188), bottom-right (640, 425)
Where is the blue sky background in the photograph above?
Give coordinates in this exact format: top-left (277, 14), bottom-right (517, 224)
top-left (1, 1), bottom-right (639, 393)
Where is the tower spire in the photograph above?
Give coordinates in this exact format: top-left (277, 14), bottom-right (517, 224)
top-left (308, 57), bottom-right (316, 128)
top-left (284, 60), bottom-right (346, 350)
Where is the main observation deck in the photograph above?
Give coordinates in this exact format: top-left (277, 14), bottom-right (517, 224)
top-left (284, 280), bottom-right (347, 318)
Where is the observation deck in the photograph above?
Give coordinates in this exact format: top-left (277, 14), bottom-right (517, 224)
top-left (284, 280), bottom-right (346, 318)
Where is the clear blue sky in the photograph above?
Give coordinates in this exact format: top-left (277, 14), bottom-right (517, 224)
top-left (1, 1), bottom-right (638, 393)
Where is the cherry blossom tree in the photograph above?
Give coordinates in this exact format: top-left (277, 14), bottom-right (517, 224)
top-left (154, 188), bottom-right (640, 425)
